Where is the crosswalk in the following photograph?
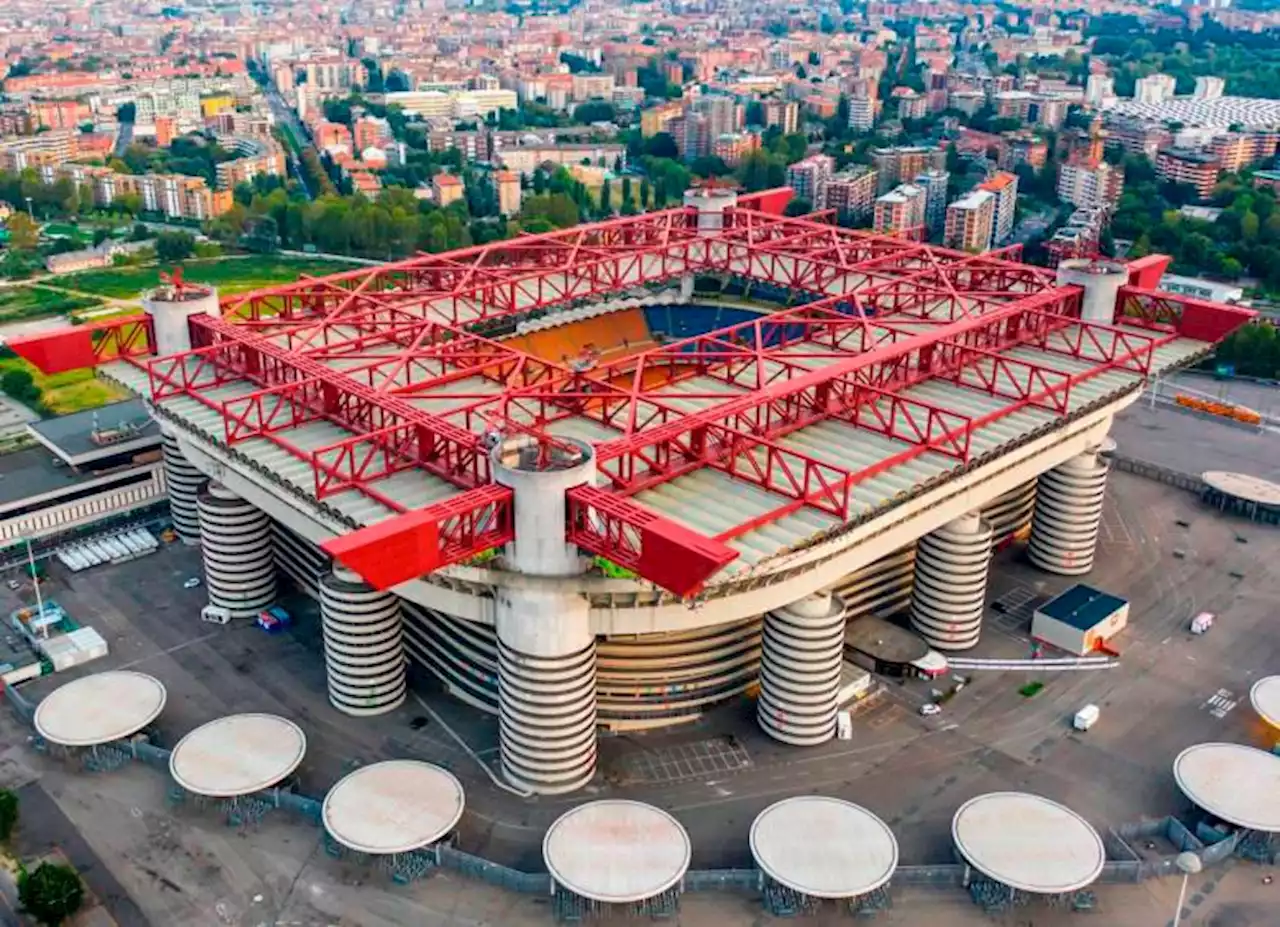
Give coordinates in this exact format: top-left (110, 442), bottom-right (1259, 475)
top-left (1202, 688), bottom-right (1237, 719)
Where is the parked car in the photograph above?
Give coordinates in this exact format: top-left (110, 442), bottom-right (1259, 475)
top-left (919, 703), bottom-right (942, 717)
top-left (183, 577), bottom-right (201, 589)
top-left (6, 579), bottom-right (19, 590)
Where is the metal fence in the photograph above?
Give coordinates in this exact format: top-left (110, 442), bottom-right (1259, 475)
top-left (1109, 454), bottom-right (1204, 494)
top-left (684, 869), bottom-right (758, 892)
top-left (437, 847), bottom-right (549, 894)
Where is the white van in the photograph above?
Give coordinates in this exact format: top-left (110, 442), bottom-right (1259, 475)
top-left (1190, 612), bottom-right (1215, 634)
top-left (1073, 704), bottom-right (1100, 731)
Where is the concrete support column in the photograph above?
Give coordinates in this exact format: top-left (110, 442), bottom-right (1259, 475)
top-left (496, 588), bottom-right (596, 795)
top-left (1028, 451), bottom-right (1109, 576)
top-left (757, 592), bottom-right (846, 746)
top-left (491, 436), bottom-right (598, 794)
top-left (197, 482), bottom-right (275, 618)
top-left (320, 566), bottom-right (406, 716)
top-left (909, 513), bottom-right (993, 652)
top-left (162, 433), bottom-right (204, 545)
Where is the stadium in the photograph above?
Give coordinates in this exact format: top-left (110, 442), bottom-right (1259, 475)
top-left (9, 186), bottom-right (1253, 795)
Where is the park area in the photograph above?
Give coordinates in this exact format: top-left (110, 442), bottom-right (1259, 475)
top-left (54, 254), bottom-right (359, 299)
top-left (0, 286), bottom-right (102, 324)
top-left (0, 353), bottom-right (126, 416)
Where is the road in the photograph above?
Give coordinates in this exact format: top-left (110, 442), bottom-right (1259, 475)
top-left (113, 120), bottom-right (133, 159)
top-left (265, 86), bottom-right (313, 201)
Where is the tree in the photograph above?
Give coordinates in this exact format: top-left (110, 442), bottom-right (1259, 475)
top-left (19, 862), bottom-right (84, 927)
top-left (2, 369), bottom-right (39, 407)
top-left (600, 179), bottom-right (612, 215)
top-left (638, 178), bottom-right (650, 209)
top-left (521, 193), bottom-right (579, 229)
top-left (689, 155), bottom-right (730, 178)
top-left (116, 102), bottom-right (136, 123)
top-left (643, 133), bottom-right (679, 160)
top-left (573, 101), bottom-right (617, 125)
top-left (784, 198), bottom-right (813, 217)
top-left (0, 789), bottom-right (16, 842)
top-left (92, 228), bottom-right (110, 247)
top-left (385, 69), bottom-right (411, 93)
top-left (155, 231), bottom-right (196, 263)
top-left (6, 213), bottom-right (39, 251)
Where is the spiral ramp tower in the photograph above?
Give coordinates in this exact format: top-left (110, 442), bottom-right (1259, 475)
top-left (909, 513), bottom-right (993, 652)
top-left (757, 592), bottom-right (847, 746)
top-left (1028, 450), bottom-right (1109, 576)
top-left (197, 483), bottom-right (275, 618)
top-left (162, 433), bottom-right (204, 545)
top-left (498, 633), bottom-right (597, 795)
top-left (319, 566), bottom-right (407, 716)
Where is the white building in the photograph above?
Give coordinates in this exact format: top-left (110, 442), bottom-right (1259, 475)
top-left (1194, 76), bottom-right (1225, 100)
top-left (848, 95), bottom-right (876, 132)
top-left (1134, 73), bottom-right (1177, 105)
top-left (1085, 74), bottom-right (1114, 109)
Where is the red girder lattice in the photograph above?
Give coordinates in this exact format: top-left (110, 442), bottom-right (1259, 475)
top-left (5, 204), bottom-right (1257, 596)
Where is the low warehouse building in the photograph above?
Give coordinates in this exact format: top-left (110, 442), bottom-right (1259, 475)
top-left (1031, 585), bottom-right (1128, 655)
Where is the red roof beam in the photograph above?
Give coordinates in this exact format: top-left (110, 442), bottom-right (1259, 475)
top-left (7, 314), bottom-right (156, 376)
top-left (565, 484), bottom-right (738, 598)
top-left (322, 484), bottom-right (515, 590)
top-left (1116, 287), bottom-right (1257, 342)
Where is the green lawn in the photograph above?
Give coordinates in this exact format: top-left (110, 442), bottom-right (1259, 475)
top-left (0, 356), bottom-right (127, 415)
top-left (0, 286), bottom-right (103, 322)
top-left (55, 256), bottom-right (360, 300)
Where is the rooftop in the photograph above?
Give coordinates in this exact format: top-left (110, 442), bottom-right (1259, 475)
top-left (27, 398), bottom-right (159, 466)
top-left (1036, 584), bottom-right (1127, 631)
top-left (12, 202), bottom-right (1253, 597)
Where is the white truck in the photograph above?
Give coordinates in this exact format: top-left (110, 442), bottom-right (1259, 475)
top-left (1190, 612), bottom-right (1215, 634)
top-left (1073, 704), bottom-right (1100, 731)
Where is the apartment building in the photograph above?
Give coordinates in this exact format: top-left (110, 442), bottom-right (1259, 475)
top-left (1209, 132), bottom-right (1279, 174)
top-left (1056, 159), bottom-right (1124, 210)
top-left (433, 173), bottom-right (465, 207)
top-left (354, 116), bottom-right (394, 152)
top-left (847, 94), bottom-right (876, 132)
top-left (873, 183), bottom-right (927, 235)
top-left (137, 173), bottom-right (232, 220)
top-left (0, 130), bottom-right (77, 172)
top-left (215, 138), bottom-right (286, 190)
top-left (786, 155), bottom-right (835, 207)
top-left (912, 169), bottom-right (950, 235)
top-left (640, 102), bottom-right (683, 138)
top-left (871, 146), bottom-right (947, 194)
top-left (822, 167), bottom-right (878, 223)
top-left (945, 189), bottom-right (996, 252)
top-left (976, 171), bottom-right (1018, 246)
top-left (494, 170), bottom-right (521, 217)
top-left (761, 99), bottom-right (799, 134)
top-left (1155, 148), bottom-right (1222, 201)
top-left (711, 132), bottom-right (758, 167)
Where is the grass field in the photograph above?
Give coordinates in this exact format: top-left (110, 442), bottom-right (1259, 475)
top-left (0, 286), bottom-right (103, 322)
top-left (56, 255), bottom-right (360, 300)
top-left (0, 356), bottom-right (127, 415)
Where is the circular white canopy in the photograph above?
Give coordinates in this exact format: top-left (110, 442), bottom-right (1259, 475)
top-left (323, 760), bottom-right (465, 855)
top-left (1174, 742), bottom-right (1280, 832)
top-left (169, 713), bottom-right (306, 798)
top-left (34, 671), bottom-right (166, 748)
top-left (1202, 471), bottom-right (1280, 506)
top-left (543, 800), bottom-right (691, 904)
top-left (1250, 676), bottom-right (1280, 729)
top-left (952, 792), bottom-right (1105, 894)
top-left (750, 796), bottom-right (898, 898)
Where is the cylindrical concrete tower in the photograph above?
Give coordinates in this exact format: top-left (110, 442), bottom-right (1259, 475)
top-left (197, 482), bottom-right (276, 618)
top-left (1028, 451), bottom-right (1109, 576)
top-left (757, 592), bottom-right (847, 746)
top-left (319, 566), bottom-right (406, 716)
top-left (909, 513), bottom-right (993, 651)
top-left (491, 437), bottom-right (598, 794)
top-left (142, 281), bottom-right (220, 356)
top-left (683, 187), bottom-right (739, 236)
top-left (162, 432), bottom-right (204, 545)
top-left (1056, 259), bottom-right (1129, 325)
